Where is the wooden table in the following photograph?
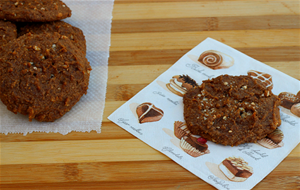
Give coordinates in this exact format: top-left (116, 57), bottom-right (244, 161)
top-left (1, 0), bottom-right (299, 189)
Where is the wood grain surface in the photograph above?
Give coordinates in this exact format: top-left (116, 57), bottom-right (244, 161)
top-left (1, 0), bottom-right (300, 189)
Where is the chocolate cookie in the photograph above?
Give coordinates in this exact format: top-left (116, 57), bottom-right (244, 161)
top-left (0, 20), bottom-right (17, 46)
top-left (0, 0), bottom-right (71, 22)
top-left (18, 21), bottom-right (86, 53)
top-left (0, 32), bottom-right (91, 122)
top-left (183, 75), bottom-right (281, 146)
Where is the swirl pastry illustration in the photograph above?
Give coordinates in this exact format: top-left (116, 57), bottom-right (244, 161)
top-left (198, 50), bottom-right (234, 70)
top-left (136, 102), bottom-right (164, 124)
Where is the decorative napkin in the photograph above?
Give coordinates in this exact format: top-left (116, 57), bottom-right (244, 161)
top-left (0, 0), bottom-right (115, 135)
top-left (108, 38), bottom-right (300, 190)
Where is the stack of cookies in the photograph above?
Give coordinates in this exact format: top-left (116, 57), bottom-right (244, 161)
top-left (0, 0), bottom-right (91, 122)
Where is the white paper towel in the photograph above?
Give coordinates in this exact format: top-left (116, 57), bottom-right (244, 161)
top-left (0, 0), bottom-right (115, 135)
top-left (108, 38), bottom-right (300, 190)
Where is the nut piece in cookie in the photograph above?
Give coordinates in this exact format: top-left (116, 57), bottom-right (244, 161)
top-left (183, 75), bottom-right (281, 146)
top-left (136, 102), bottom-right (164, 124)
top-left (291, 103), bottom-right (300, 117)
top-left (247, 70), bottom-right (273, 90)
top-left (219, 157), bottom-right (253, 182)
top-left (18, 21), bottom-right (86, 54)
top-left (278, 92), bottom-right (300, 109)
top-left (257, 128), bottom-right (284, 149)
top-left (180, 134), bottom-right (209, 157)
top-left (0, 0), bottom-right (71, 22)
top-left (0, 20), bottom-right (17, 46)
top-left (198, 50), bottom-right (234, 70)
top-left (174, 121), bottom-right (190, 139)
top-left (0, 32), bottom-right (91, 122)
top-left (166, 75), bottom-right (198, 97)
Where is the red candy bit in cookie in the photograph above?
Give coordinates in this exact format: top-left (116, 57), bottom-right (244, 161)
top-left (197, 137), bottom-right (207, 144)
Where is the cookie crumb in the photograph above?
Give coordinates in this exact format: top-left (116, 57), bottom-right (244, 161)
top-left (33, 46), bottom-right (41, 51)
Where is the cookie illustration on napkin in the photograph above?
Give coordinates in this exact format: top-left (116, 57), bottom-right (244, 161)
top-left (218, 157), bottom-right (253, 182)
top-left (278, 91), bottom-right (300, 118)
top-left (198, 50), bottom-right (234, 70)
top-left (278, 92), bottom-right (300, 109)
top-left (247, 70), bottom-right (273, 90)
top-left (291, 103), bottom-right (300, 117)
top-left (166, 75), bottom-right (198, 97)
top-left (257, 128), bottom-right (284, 149)
top-left (136, 102), bottom-right (164, 124)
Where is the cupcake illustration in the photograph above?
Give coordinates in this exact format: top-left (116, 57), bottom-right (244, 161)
top-left (163, 121), bottom-right (210, 157)
top-left (180, 134), bottom-right (210, 157)
top-left (257, 128), bottom-right (284, 149)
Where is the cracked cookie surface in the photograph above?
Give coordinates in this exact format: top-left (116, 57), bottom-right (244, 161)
top-left (18, 21), bottom-right (86, 54)
top-left (0, 32), bottom-right (91, 122)
top-left (183, 75), bottom-right (281, 146)
top-left (0, 20), bottom-right (17, 47)
top-left (0, 0), bottom-right (71, 22)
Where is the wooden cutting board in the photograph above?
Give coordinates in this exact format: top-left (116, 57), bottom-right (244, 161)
top-left (1, 0), bottom-right (299, 189)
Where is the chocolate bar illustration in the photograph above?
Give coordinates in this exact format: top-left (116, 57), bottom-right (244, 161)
top-left (218, 157), bottom-right (253, 182)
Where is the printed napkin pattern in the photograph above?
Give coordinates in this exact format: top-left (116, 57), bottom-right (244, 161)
top-left (108, 38), bottom-right (300, 190)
